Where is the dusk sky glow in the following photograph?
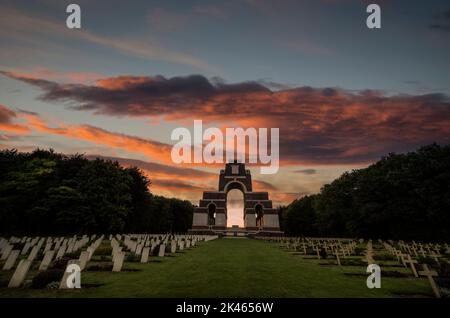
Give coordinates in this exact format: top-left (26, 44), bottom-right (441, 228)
top-left (1, 1), bottom-right (450, 225)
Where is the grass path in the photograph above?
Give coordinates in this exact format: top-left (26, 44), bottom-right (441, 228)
top-left (0, 238), bottom-right (432, 297)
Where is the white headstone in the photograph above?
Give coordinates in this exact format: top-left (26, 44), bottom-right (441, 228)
top-left (158, 244), bottom-right (166, 257)
top-left (66, 242), bottom-right (75, 254)
top-left (86, 246), bottom-right (95, 260)
top-left (59, 260), bottom-right (80, 289)
top-left (170, 241), bottom-right (177, 253)
top-left (39, 250), bottom-right (55, 271)
top-left (140, 247), bottom-right (150, 263)
top-left (21, 242), bottom-right (31, 255)
top-left (43, 242), bottom-right (52, 253)
top-left (136, 243), bottom-right (144, 256)
top-left (55, 245), bottom-right (67, 260)
top-left (27, 245), bottom-right (40, 262)
top-left (3, 250), bottom-right (20, 270)
top-left (151, 242), bottom-right (157, 254)
top-left (112, 246), bottom-right (122, 260)
top-left (1, 244), bottom-right (13, 260)
top-left (79, 251), bottom-right (89, 271)
top-left (112, 251), bottom-right (125, 272)
top-left (8, 259), bottom-right (31, 287)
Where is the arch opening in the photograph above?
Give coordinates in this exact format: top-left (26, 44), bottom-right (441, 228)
top-left (226, 189), bottom-right (244, 228)
top-left (207, 203), bottom-right (216, 228)
top-left (255, 204), bottom-right (264, 230)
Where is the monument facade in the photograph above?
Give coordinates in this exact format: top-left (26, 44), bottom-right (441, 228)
top-left (190, 161), bottom-right (282, 236)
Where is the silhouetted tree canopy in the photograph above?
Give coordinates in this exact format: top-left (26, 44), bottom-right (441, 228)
top-left (0, 149), bottom-right (193, 235)
top-left (282, 144), bottom-right (450, 241)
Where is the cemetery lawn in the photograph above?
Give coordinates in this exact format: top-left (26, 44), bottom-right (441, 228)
top-left (0, 238), bottom-right (432, 298)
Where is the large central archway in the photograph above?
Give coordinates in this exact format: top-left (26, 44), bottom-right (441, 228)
top-left (226, 189), bottom-right (244, 227)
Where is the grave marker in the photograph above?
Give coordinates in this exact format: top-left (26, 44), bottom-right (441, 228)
top-left (1, 244), bottom-right (13, 260)
top-left (171, 241), bottom-right (177, 254)
top-left (39, 250), bottom-right (55, 271)
top-left (158, 244), bottom-right (166, 257)
top-left (404, 254), bottom-right (419, 277)
top-left (59, 260), bottom-right (81, 289)
top-left (21, 242), bottom-right (31, 255)
top-left (2, 250), bottom-right (20, 270)
top-left (27, 245), bottom-right (40, 262)
top-left (112, 251), bottom-right (125, 272)
top-left (79, 251), bottom-right (89, 271)
top-left (418, 264), bottom-right (441, 298)
top-left (141, 247), bottom-right (150, 263)
top-left (334, 250), bottom-right (341, 266)
top-left (8, 259), bottom-right (31, 287)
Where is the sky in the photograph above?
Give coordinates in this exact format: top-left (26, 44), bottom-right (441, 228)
top-left (1, 0), bottom-right (450, 226)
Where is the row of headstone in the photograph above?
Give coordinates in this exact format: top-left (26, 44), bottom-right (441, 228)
top-left (109, 234), bottom-right (217, 271)
top-left (381, 240), bottom-right (442, 297)
top-left (0, 235), bottom-right (95, 288)
top-left (256, 236), bottom-right (447, 299)
top-left (1, 234), bottom-right (218, 286)
top-left (261, 236), bottom-right (358, 265)
top-left (79, 235), bottom-right (103, 271)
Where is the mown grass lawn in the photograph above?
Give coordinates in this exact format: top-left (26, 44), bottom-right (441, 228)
top-left (0, 238), bottom-right (432, 298)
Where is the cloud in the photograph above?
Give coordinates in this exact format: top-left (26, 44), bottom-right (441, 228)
top-left (0, 105), bottom-right (175, 164)
top-left (151, 179), bottom-right (207, 192)
top-left (294, 169), bottom-right (317, 175)
top-left (1, 105), bottom-right (281, 198)
top-left (0, 71), bottom-right (270, 116)
top-left (270, 192), bottom-right (304, 206)
top-left (253, 180), bottom-right (278, 191)
top-left (86, 155), bottom-right (216, 181)
top-left (256, 79), bottom-right (292, 90)
top-left (0, 105), bottom-right (30, 134)
top-left (0, 104), bottom-right (16, 123)
top-left (2, 72), bottom-right (450, 165)
top-left (0, 7), bottom-right (215, 71)
top-left (0, 105), bottom-right (343, 206)
top-left (0, 67), bottom-right (103, 84)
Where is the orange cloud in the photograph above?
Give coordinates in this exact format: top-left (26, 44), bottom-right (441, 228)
top-left (0, 67), bottom-right (103, 84)
top-left (0, 104), bottom-right (30, 134)
top-left (4, 71), bottom-right (449, 165)
top-left (21, 113), bottom-right (174, 164)
top-left (95, 76), bottom-right (152, 90)
top-left (0, 123), bottom-right (30, 134)
top-left (0, 104), bottom-right (316, 206)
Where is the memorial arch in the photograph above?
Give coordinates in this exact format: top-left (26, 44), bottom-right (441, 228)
top-left (190, 161), bottom-right (282, 236)
top-left (226, 188), bottom-right (244, 228)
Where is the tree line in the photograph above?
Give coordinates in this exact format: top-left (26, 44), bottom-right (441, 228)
top-left (0, 149), bottom-right (193, 235)
top-left (280, 144), bottom-right (450, 241)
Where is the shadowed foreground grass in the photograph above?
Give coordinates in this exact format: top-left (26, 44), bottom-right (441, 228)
top-left (0, 238), bottom-right (432, 297)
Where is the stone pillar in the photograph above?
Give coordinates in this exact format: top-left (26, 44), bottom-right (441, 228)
top-left (263, 214), bottom-right (280, 229)
top-left (244, 211), bottom-right (256, 229)
top-left (215, 213), bottom-right (226, 227)
top-left (192, 212), bottom-right (208, 228)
